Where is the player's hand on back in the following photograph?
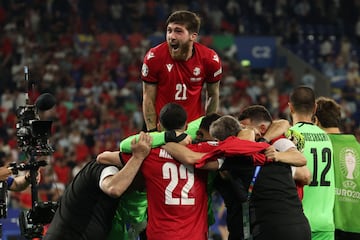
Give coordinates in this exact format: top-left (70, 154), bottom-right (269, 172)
top-left (131, 131), bottom-right (153, 160)
top-left (264, 145), bottom-right (278, 162)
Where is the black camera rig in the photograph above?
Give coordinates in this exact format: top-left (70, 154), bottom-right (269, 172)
top-left (0, 181), bottom-right (7, 219)
top-left (9, 66), bottom-right (58, 239)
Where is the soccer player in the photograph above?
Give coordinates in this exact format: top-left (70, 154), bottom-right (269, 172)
top-left (315, 97), bottom-right (360, 240)
top-left (164, 115), bottom-right (310, 240)
top-left (289, 86), bottom-right (335, 240)
top-left (43, 133), bottom-right (152, 240)
top-left (121, 103), bottom-right (209, 240)
top-left (238, 105), bottom-right (311, 200)
top-left (114, 114), bottom-right (289, 240)
top-left (141, 10), bottom-right (222, 131)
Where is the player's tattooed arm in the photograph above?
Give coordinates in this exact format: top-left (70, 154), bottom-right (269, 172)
top-left (143, 82), bottom-right (158, 131)
top-left (205, 81), bottom-right (220, 115)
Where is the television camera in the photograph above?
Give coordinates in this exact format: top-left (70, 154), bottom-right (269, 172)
top-left (9, 66), bottom-right (58, 239)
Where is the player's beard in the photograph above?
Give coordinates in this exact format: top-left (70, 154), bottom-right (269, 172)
top-left (168, 39), bottom-right (191, 61)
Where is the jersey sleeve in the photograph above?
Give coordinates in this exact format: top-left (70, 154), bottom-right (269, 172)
top-left (272, 138), bottom-right (296, 152)
top-left (6, 177), bottom-right (14, 188)
top-left (185, 116), bottom-right (203, 139)
top-left (204, 49), bottom-right (222, 83)
top-left (120, 132), bottom-right (167, 153)
top-left (141, 48), bottom-right (160, 84)
top-left (120, 116), bottom-right (203, 153)
top-left (195, 137), bottom-right (270, 168)
top-left (99, 166), bottom-right (119, 190)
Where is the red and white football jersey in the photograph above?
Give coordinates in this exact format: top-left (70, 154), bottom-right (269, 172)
top-left (141, 42), bottom-right (222, 123)
top-left (122, 142), bottom-right (217, 240)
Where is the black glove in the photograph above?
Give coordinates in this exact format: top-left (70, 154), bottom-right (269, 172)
top-left (165, 130), bottom-right (188, 143)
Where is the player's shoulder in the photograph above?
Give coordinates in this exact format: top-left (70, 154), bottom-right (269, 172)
top-left (194, 42), bottom-right (217, 55)
top-left (144, 42), bottom-right (168, 61)
top-left (194, 42), bottom-right (221, 63)
top-left (291, 122), bottom-right (315, 130)
top-left (272, 137), bottom-right (295, 152)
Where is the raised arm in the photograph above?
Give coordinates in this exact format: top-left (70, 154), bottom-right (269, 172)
top-left (237, 128), bottom-right (256, 141)
top-left (119, 115), bottom-right (202, 154)
top-left (293, 166), bottom-right (311, 185)
top-left (264, 146), bottom-right (306, 167)
top-left (97, 151), bottom-right (122, 167)
top-left (162, 143), bottom-right (205, 165)
top-left (100, 132), bottom-right (152, 198)
top-left (163, 142), bottom-right (220, 170)
top-left (9, 170), bottom-right (41, 192)
top-left (263, 119), bottom-right (290, 142)
top-left (120, 132), bottom-right (165, 153)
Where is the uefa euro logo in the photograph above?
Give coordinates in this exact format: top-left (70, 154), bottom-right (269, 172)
top-left (340, 148), bottom-right (359, 190)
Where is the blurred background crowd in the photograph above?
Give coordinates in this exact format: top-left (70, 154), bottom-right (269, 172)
top-left (0, 0), bottom-right (360, 238)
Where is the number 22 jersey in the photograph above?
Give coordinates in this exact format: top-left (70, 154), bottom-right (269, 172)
top-left (122, 142), bottom-right (213, 240)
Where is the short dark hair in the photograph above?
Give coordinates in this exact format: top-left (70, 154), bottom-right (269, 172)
top-left (159, 102), bottom-right (187, 130)
top-left (166, 10), bottom-right (201, 33)
top-left (210, 115), bottom-right (241, 141)
top-left (238, 105), bottom-right (272, 124)
top-left (289, 86), bottom-right (316, 114)
top-left (199, 113), bottom-right (222, 132)
top-left (315, 97), bottom-right (341, 128)
top-left (195, 113), bottom-right (222, 142)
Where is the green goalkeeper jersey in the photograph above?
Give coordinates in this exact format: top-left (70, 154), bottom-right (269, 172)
top-left (119, 116), bottom-right (202, 153)
top-left (291, 122), bottom-right (335, 233)
top-left (328, 134), bottom-right (360, 233)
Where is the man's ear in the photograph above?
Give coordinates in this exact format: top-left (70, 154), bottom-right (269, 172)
top-left (259, 124), bottom-right (268, 135)
top-left (191, 32), bottom-right (198, 41)
top-left (313, 115), bottom-right (320, 126)
top-left (313, 103), bottom-right (318, 115)
top-left (288, 102), bottom-right (294, 114)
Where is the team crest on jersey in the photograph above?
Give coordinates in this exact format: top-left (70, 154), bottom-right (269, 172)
top-left (142, 63), bottom-right (149, 77)
top-left (166, 64), bottom-right (173, 72)
top-left (191, 67), bottom-right (201, 81)
top-left (193, 67), bottom-right (200, 76)
top-left (147, 51), bottom-right (155, 60)
top-left (213, 54), bottom-right (219, 62)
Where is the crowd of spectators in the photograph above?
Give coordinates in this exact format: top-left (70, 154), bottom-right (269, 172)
top-left (0, 0), bottom-right (359, 221)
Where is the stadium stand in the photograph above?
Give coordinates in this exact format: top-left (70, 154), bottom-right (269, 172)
top-left (0, 0), bottom-right (359, 238)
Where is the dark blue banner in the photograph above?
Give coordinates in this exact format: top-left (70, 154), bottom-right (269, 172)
top-left (235, 37), bottom-right (276, 68)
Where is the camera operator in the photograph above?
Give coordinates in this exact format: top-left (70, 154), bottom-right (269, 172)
top-left (0, 154), bottom-right (39, 192)
top-left (1, 167), bottom-right (31, 192)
